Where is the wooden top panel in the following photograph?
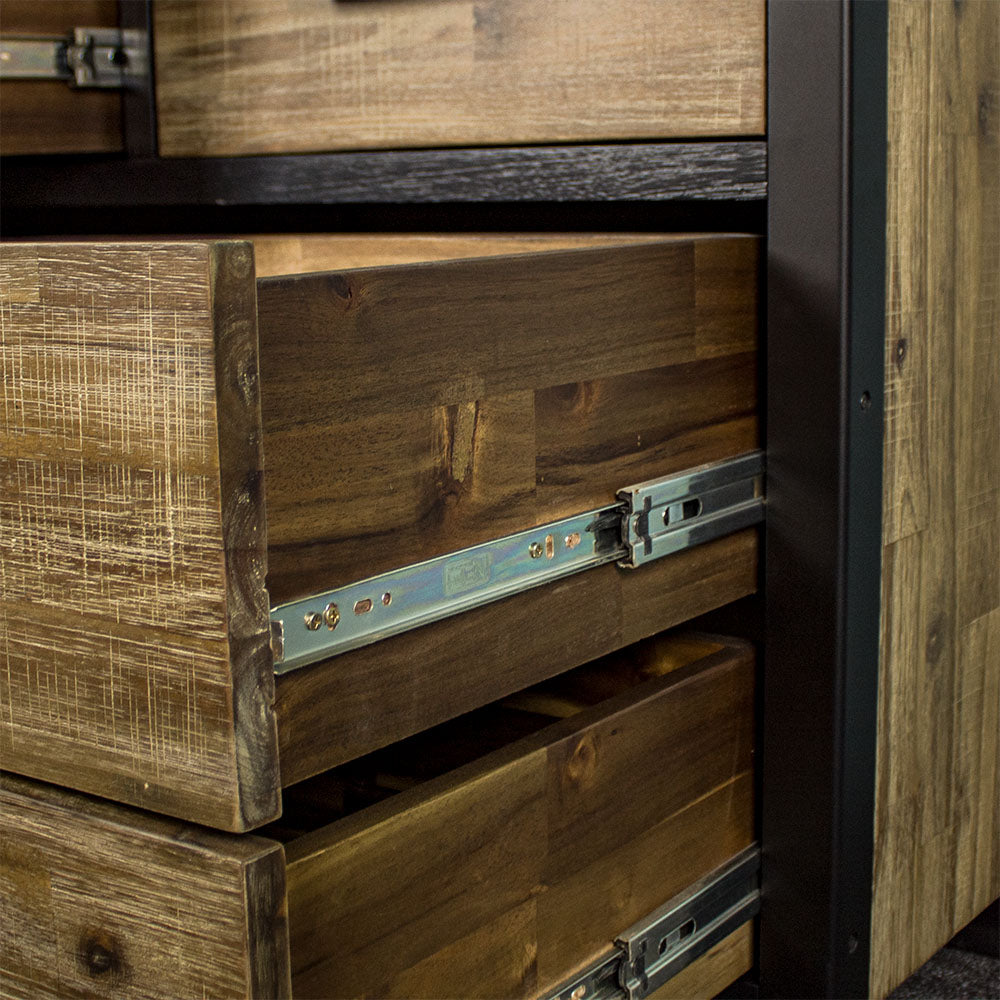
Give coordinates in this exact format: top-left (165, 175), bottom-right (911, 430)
top-left (0, 241), bottom-right (279, 832)
top-left (153, 0), bottom-right (765, 157)
top-left (0, 773), bottom-right (290, 1000)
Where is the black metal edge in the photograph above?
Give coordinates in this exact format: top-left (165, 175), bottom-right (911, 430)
top-left (0, 139), bottom-right (765, 209)
top-left (117, 0), bottom-right (157, 158)
top-left (760, 1), bottom-right (886, 998)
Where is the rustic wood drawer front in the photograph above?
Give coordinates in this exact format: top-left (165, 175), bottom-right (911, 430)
top-left (152, 0), bottom-right (766, 157)
top-left (0, 635), bottom-right (756, 1000)
top-left (0, 236), bottom-right (759, 831)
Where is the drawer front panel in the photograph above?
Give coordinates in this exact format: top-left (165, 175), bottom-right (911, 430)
top-left (0, 774), bottom-right (290, 1000)
top-left (153, 1), bottom-right (766, 158)
top-left (284, 641), bottom-right (755, 999)
top-left (0, 242), bottom-right (279, 833)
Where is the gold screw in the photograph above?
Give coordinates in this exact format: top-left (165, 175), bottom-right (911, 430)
top-left (304, 612), bottom-right (323, 631)
top-left (528, 541), bottom-right (543, 558)
top-left (323, 603), bottom-right (340, 629)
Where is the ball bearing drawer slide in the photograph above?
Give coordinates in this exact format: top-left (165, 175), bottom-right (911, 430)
top-left (270, 450), bottom-right (764, 674)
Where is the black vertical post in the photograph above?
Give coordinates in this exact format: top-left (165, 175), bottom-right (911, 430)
top-left (761, 1), bottom-right (886, 997)
top-left (118, 0), bottom-right (157, 158)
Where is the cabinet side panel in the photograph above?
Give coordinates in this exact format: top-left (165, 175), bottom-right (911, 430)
top-left (872, 1), bottom-right (1000, 995)
top-left (0, 242), bottom-right (278, 832)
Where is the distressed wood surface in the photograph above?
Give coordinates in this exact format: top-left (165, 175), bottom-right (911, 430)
top-left (257, 236), bottom-right (759, 605)
top-left (276, 527), bottom-right (757, 787)
top-left (153, 0), bottom-right (764, 157)
top-left (0, 241), bottom-right (279, 832)
top-left (647, 923), bottom-right (753, 1000)
top-left (872, 1), bottom-right (1000, 995)
top-left (0, 142), bottom-right (768, 211)
top-left (284, 640), bottom-right (755, 999)
top-left (0, 773), bottom-right (290, 1000)
top-left (0, 0), bottom-right (123, 156)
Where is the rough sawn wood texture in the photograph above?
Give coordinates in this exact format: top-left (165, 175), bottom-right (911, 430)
top-left (0, 241), bottom-right (280, 833)
top-left (872, 1), bottom-right (1000, 995)
top-left (153, 0), bottom-right (765, 157)
top-left (0, 773), bottom-right (290, 1000)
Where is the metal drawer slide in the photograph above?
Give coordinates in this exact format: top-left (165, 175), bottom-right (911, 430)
top-left (271, 451), bottom-right (764, 674)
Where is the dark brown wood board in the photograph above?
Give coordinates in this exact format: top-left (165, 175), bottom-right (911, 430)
top-left (0, 241), bottom-right (279, 832)
top-left (257, 236), bottom-right (760, 605)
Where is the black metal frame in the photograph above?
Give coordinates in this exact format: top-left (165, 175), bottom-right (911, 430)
top-left (0, 2), bottom-right (889, 995)
top-left (760, 2), bottom-right (886, 996)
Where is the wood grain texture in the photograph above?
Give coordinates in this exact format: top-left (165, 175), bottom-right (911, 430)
top-left (153, 0), bottom-right (765, 157)
top-left (0, 141), bottom-right (769, 209)
top-left (872, 2), bottom-right (1000, 996)
top-left (646, 923), bottom-right (753, 1000)
top-left (0, 0), bottom-right (123, 156)
top-left (284, 641), bottom-right (754, 1000)
top-left (276, 528), bottom-right (758, 787)
top-left (0, 773), bottom-right (290, 1000)
top-left (0, 241), bottom-right (280, 832)
top-left (257, 237), bottom-right (759, 604)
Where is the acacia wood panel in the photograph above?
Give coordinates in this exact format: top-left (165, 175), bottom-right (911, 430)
top-left (0, 241), bottom-right (279, 832)
top-left (0, 773), bottom-right (290, 1000)
top-left (257, 237), bottom-right (759, 605)
top-left (275, 528), bottom-right (757, 787)
top-left (284, 642), bottom-right (754, 999)
top-left (872, 2), bottom-right (1000, 995)
top-left (153, 0), bottom-right (765, 157)
top-left (0, 1), bottom-right (122, 155)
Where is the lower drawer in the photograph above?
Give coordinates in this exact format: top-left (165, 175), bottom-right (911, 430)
top-left (0, 633), bottom-right (755, 1000)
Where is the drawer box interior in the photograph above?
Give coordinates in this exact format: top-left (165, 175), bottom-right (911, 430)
top-left (0, 632), bottom-right (756, 1000)
top-left (0, 235), bottom-right (759, 831)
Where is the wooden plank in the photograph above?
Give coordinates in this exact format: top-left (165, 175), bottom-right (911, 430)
top-left (250, 233), bottom-right (671, 277)
top-left (0, 0), bottom-right (123, 156)
top-left (257, 237), bottom-right (759, 604)
top-left (871, 1), bottom-right (1000, 995)
top-left (0, 141), bottom-right (769, 209)
top-left (646, 923), bottom-right (753, 1000)
top-left (284, 642), bottom-right (754, 1000)
top-left (153, 0), bottom-right (765, 157)
top-left (0, 773), bottom-right (290, 1000)
top-left (275, 528), bottom-right (757, 788)
top-left (0, 241), bottom-right (279, 832)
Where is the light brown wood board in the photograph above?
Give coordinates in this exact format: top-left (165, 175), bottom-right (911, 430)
top-left (0, 773), bottom-right (291, 1000)
top-left (646, 922), bottom-right (754, 1000)
top-left (256, 236), bottom-right (760, 606)
top-left (0, 241), bottom-right (280, 832)
top-left (872, 1), bottom-right (1000, 995)
top-left (283, 643), bottom-right (755, 999)
top-left (0, 0), bottom-right (123, 155)
top-left (152, 0), bottom-right (766, 157)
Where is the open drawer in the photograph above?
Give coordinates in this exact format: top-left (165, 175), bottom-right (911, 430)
top-left (0, 633), bottom-right (756, 1000)
top-left (0, 235), bottom-right (759, 831)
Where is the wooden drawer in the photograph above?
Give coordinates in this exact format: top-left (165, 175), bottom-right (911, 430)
top-left (152, 0), bottom-right (766, 157)
top-left (0, 234), bottom-right (759, 831)
top-left (0, 633), bottom-right (756, 1000)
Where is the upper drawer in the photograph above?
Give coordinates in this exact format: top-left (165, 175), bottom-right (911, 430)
top-left (153, 0), bottom-right (766, 157)
top-left (0, 234), bottom-right (759, 831)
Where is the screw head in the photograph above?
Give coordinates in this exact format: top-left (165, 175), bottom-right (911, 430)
top-left (304, 612), bottom-right (323, 631)
top-left (528, 541), bottom-right (543, 558)
top-left (323, 603), bottom-right (340, 629)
